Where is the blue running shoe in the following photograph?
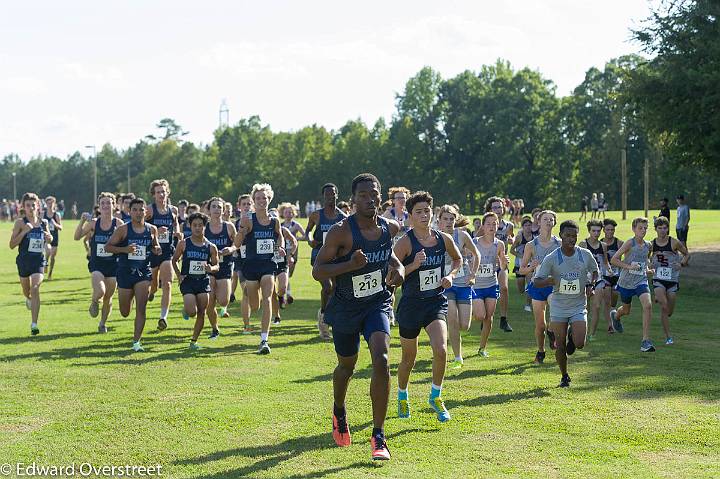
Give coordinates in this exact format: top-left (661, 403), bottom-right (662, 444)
top-left (428, 396), bottom-right (451, 422)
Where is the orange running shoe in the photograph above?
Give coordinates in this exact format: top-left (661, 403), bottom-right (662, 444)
top-left (332, 412), bottom-right (351, 447)
top-left (370, 434), bottom-right (390, 460)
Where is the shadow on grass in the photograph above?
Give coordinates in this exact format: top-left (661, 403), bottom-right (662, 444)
top-left (445, 387), bottom-right (551, 408)
top-left (0, 331), bottom-right (102, 346)
top-left (175, 422), bottom-right (422, 479)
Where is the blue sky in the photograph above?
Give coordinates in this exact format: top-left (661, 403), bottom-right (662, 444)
top-left (0, 1), bottom-right (655, 160)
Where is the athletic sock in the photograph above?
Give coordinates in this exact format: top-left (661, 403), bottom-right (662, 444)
top-left (160, 308), bottom-right (168, 320)
top-left (333, 403), bottom-right (346, 418)
top-left (454, 355), bottom-right (463, 362)
top-left (397, 387), bottom-right (408, 400)
top-left (31, 322), bottom-right (37, 329)
top-left (430, 383), bottom-right (442, 399)
top-left (260, 332), bottom-right (269, 342)
top-left (372, 427), bottom-right (384, 437)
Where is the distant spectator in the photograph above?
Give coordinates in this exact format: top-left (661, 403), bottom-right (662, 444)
top-left (657, 198), bottom-right (671, 225)
top-left (676, 195), bottom-right (690, 247)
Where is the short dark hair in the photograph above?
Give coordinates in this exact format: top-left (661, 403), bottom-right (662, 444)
top-left (178, 199), bottom-right (189, 207)
top-left (406, 191), bottom-right (433, 214)
top-left (586, 219), bottom-right (603, 231)
top-left (321, 183), bottom-right (337, 194)
top-left (676, 195), bottom-right (685, 200)
top-left (603, 218), bottom-right (617, 227)
top-left (654, 216), bottom-right (670, 228)
top-left (129, 197), bottom-right (146, 209)
top-left (187, 212), bottom-right (209, 226)
top-left (559, 219), bottom-right (579, 234)
top-left (351, 173), bottom-right (380, 195)
top-left (521, 216), bottom-right (532, 226)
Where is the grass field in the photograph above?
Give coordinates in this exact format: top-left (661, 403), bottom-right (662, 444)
top-left (1, 210), bottom-right (719, 479)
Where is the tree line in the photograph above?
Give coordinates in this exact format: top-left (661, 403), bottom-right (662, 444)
top-left (2, 1), bottom-right (718, 213)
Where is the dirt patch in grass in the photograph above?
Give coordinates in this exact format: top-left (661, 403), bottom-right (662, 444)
top-left (680, 244), bottom-right (720, 293)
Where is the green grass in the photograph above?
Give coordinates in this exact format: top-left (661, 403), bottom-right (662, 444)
top-left (1, 213), bottom-right (719, 479)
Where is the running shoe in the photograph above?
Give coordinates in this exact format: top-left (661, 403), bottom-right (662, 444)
top-left (189, 341), bottom-right (202, 351)
top-left (242, 325), bottom-right (253, 334)
top-left (31, 325), bottom-right (40, 336)
top-left (640, 339), bottom-right (656, 352)
top-left (559, 374), bottom-right (571, 388)
top-left (132, 341), bottom-right (144, 352)
top-left (534, 351), bottom-right (546, 364)
top-left (229, 293), bottom-right (236, 303)
top-left (607, 325), bottom-right (615, 334)
top-left (449, 359), bottom-right (463, 370)
top-left (478, 348), bottom-right (489, 358)
top-left (371, 434), bottom-right (391, 461)
top-left (429, 397), bottom-right (451, 422)
top-left (547, 330), bottom-right (557, 350)
top-left (499, 318), bottom-right (513, 332)
top-left (611, 310), bottom-right (623, 333)
top-left (182, 311), bottom-right (189, 321)
top-left (332, 412), bottom-right (351, 447)
top-left (398, 398), bottom-right (410, 418)
top-left (148, 292), bottom-right (155, 302)
top-left (279, 296), bottom-right (286, 309)
top-left (208, 329), bottom-right (220, 340)
top-left (286, 295), bottom-right (294, 304)
top-left (221, 310), bottom-right (230, 318)
top-left (566, 333), bottom-right (576, 356)
top-left (258, 340), bottom-right (271, 355)
top-left (524, 305), bottom-right (532, 312)
top-left (665, 337), bottom-right (674, 345)
top-left (98, 324), bottom-right (108, 334)
top-left (273, 317), bottom-right (281, 325)
top-left (157, 318), bottom-right (168, 331)
top-left (317, 310), bottom-right (331, 340)
top-left (587, 334), bottom-right (595, 342)
top-left (89, 301), bottom-right (99, 318)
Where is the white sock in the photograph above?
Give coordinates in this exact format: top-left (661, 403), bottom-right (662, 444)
top-left (160, 308), bottom-right (168, 320)
top-left (260, 332), bottom-right (269, 342)
top-left (455, 355), bottom-right (463, 362)
top-left (31, 322), bottom-right (37, 328)
top-left (431, 383), bottom-right (442, 392)
top-left (398, 387), bottom-right (408, 394)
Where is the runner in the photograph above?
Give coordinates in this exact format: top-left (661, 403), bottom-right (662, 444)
top-left (279, 202), bottom-right (306, 304)
top-left (177, 199), bottom-right (189, 236)
top-left (73, 193), bottom-right (121, 333)
top-left (312, 173), bottom-right (404, 460)
top-left (579, 220), bottom-right (614, 340)
top-left (306, 183), bottom-right (347, 340)
top-left (472, 212), bottom-right (508, 357)
top-left (233, 183), bottom-right (285, 354)
top-left (223, 201), bottom-right (233, 223)
top-left (271, 223), bottom-right (298, 324)
top-left (118, 193), bottom-right (135, 223)
top-left (651, 216), bottom-right (690, 345)
top-left (230, 193), bottom-right (254, 332)
top-left (610, 217), bottom-right (656, 352)
top-left (171, 212), bottom-right (219, 350)
top-left (382, 186), bottom-right (411, 326)
top-left (182, 204), bottom-right (199, 238)
top-left (394, 191), bottom-right (460, 422)
top-left (530, 208), bottom-right (542, 237)
top-left (146, 179), bottom-right (180, 331)
top-left (519, 210), bottom-right (561, 364)
top-left (533, 220), bottom-right (599, 387)
top-left (104, 197), bottom-right (162, 351)
top-left (438, 204), bottom-right (479, 369)
top-left (601, 218), bottom-right (623, 316)
top-left (510, 217), bottom-right (533, 313)
top-left (9, 192), bottom-right (52, 335)
top-left (486, 196), bottom-right (513, 332)
top-left (43, 196), bottom-right (62, 280)
top-left (204, 197), bottom-right (237, 336)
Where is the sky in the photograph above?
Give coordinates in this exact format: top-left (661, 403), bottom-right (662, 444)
top-left (0, 1), bottom-right (655, 161)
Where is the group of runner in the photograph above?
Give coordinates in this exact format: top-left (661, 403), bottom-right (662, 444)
top-left (8, 173), bottom-right (691, 461)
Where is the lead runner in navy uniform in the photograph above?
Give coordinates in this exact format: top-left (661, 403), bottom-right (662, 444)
top-left (9, 192), bottom-right (53, 336)
top-left (145, 179), bottom-right (180, 331)
top-left (172, 212), bottom-right (219, 351)
top-left (312, 173), bottom-right (404, 461)
top-left (233, 183), bottom-right (286, 355)
top-left (204, 197), bottom-right (237, 337)
top-left (305, 183), bottom-right (346, 340)
top-left (105, 197), bottom-right (162, 352)
top-left (74, 192), bottom-right (122, 333)
top-left (393, 191), bottom-right (461, 423)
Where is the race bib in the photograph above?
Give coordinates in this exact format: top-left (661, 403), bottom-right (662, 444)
top-left (476, 263), bottom-right (494, 278)
top-left (28, 238), bottom-right (44, 253)
top-left (656, 266), bottom-right (672, 281)
top-left (559, 278), bottom-right (580, 295)
top-left (420, 267), bottom-right (441, 291)
top-left (128, 245), bottom-right (147, 260)
top-left (96, 243), bottom-right (112, 258)
top-left (630, 262), bottom-right (646, 276)
top-left (240, 245), bottom-right (247, 259)
top-left (256, 238), bottom-right (274, 254)
top-left (352, 269), bottom-right (383, 298)
top-left (158, 230), bottom-right (170, 243)
top-left (189, 260), bottom-right (206, 275)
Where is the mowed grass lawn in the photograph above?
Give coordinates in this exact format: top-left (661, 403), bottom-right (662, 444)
top-left (1, 210), bottom-right (719, 479)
